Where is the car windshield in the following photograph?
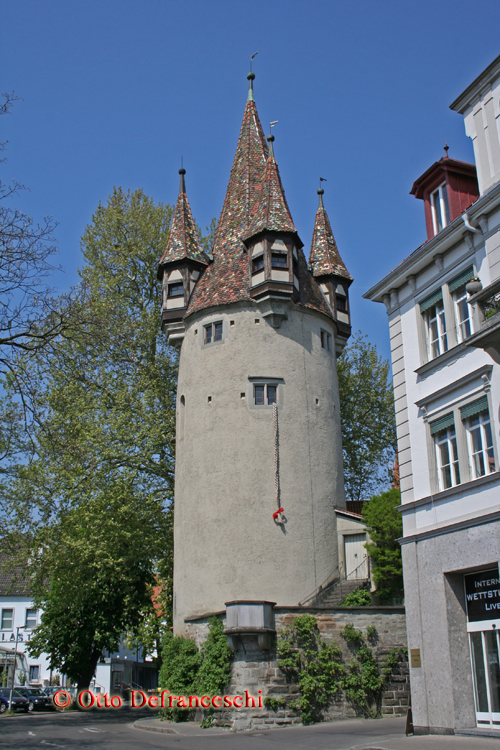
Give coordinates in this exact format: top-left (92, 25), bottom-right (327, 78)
top-left (0, 689), bottom-right (8, 697)
top-left (29, 689), bottom-right (46, 695)
top-left (12, 690), bottom-right (24, 697)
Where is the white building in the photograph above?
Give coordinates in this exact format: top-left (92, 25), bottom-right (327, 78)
top-left (0, 555), bottom-right (157, 692)
top-left (365, 55), bottom-right (500, 735)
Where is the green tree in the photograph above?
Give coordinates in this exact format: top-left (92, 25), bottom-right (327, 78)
top-left (362, 488), bottom-right (403, 602)
top-left (337, 332), bottom-right (396, 503)
top-left (27, 479), bottom-right (168, 690)
top-left (4, 187), bottom-right (177, 688)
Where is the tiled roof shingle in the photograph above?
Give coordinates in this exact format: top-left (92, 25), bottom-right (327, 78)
top-left (309, 192), bottom-right (352, 281)
top-left (158, 170), bottom-right (208, 269)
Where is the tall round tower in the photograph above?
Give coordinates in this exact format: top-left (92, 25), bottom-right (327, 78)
top-left (158, 74), bottom-right (353, 635)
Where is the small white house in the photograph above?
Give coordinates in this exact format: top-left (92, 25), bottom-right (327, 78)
top-left (0, 553), bottom-right (158, 692)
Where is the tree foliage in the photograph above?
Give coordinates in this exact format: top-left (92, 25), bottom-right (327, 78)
top-left (4, 187), bottom-right (177, 688)
top-left (362, 488), bottom-right (403, 602)
top-left (337, 332), bottom-right (396, 502)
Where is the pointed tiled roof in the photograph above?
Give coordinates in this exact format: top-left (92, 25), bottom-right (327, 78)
top-left (243, 138), bottom-right (297, 240)
top-left (158, 169), bottom-right (208, 270)
top-left (185, 75), bottom-right (269, 314)
top-left (185, 76), bottom-right (333, 320)
top-left (309, 190), bottom-right (352, 281)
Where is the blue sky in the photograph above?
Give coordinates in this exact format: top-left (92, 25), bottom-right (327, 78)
top-left (2, 0), bottom-right (499, 361)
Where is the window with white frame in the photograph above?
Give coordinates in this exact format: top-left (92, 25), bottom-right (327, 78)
top-left (449, 267), bottom-right (475, 343)
top-left (25, 609), bottom-right (37, 629)
top-left (461, 397), bottom-right (495, 479)
top-left (1, 609), bottom-right (13, 630)
top-left (29, 665), bottom-right (40, 682)
top-left (421, 290), bottom-right (448, 359)
top-left (430, 182), bottom-right (450, 235)
top-left (431, 414), bottom-right (460, 490)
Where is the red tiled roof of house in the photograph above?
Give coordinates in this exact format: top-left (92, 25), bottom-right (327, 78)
top-left (158, 170), bottom-right (208, 271)
top-left (309, 190), bottom-right (352, 281)
top-left (186, 75), bottom-right (333, 320)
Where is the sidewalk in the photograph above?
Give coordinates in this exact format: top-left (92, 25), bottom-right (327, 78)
top-left (134, 717), bottom-right (500, 747)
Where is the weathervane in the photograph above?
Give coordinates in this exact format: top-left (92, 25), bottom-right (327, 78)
top-left (250, 51), bottom-right (258, 71)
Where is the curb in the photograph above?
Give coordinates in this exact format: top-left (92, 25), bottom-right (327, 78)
top-left (133, 720), bottom-right (177, 734)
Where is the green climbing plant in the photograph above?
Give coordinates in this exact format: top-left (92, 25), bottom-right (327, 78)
top-left (276, 614), bottom-right (344, 724)
top-left (340, 623), bottom-right (406, 718)
top-left (276, 616), bottom-right (407, 723)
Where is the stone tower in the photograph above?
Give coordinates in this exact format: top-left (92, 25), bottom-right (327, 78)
top-left (158, 74), bottom-right (352, 636)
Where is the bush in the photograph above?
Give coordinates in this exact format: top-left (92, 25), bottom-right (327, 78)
top-left (340, 588), bottom-right (371, 607)
top-left (158, 616), bottom-right (233, 724)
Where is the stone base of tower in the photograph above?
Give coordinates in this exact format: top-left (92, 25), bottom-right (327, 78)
top-left (183, 606), bottom-right (409, 731)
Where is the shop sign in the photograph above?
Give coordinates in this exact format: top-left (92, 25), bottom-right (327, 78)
top-left (464, 568), bottom-right (500, 622)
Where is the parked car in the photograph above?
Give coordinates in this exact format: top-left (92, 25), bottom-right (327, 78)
top-left (0, 688), bottom-right (30, 712)
top-left (0, 694), bottom-right (8, 714)
top-left (15, 687), bottom-right (53, 711)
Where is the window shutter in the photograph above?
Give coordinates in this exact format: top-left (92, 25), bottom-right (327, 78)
top-left (460, 396), bottom-right (489, 421)
top-left (420, 289), bottom-right (443, 313)
top-left (448, 266), bottom-right (474, 293)
top-left (430, 413), bottom-right (455, 435)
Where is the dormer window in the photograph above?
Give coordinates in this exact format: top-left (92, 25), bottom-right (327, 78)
top-left (271, 253), bottom-right (287, 269)
top-left (252, 256), bottom-right (264, 274)
top-left (336, 294), bottom-right (347, 312)
top-left (430, 183), bottom-right (450, 235)
top-left (168, 281), bottom-right (184, 298)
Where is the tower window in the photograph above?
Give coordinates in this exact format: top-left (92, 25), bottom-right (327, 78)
top-left (252, 256), bottom-right (264, 273)
top-left (336, 294), bottom-right (347, 312)
top-left (168, 281), bottom-right (184, 298)
top-left (320, 330), bottom-right (332, 351)
top-left (204, 321), bottom-right (223, 344)
top-left (254, 384), bottom-right (277, 405)
top-left (430, 183), bottom-right (450, 235)
top-left (271, 253), bottom-right (287, 269)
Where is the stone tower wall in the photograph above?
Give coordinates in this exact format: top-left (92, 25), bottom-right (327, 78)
top-left (173, 302), bottom-right (345, 633)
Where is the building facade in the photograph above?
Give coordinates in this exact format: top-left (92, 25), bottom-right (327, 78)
top-left (0, 555), bottom-right (157, 692)
top-left (365, 55), bottom-right (500, 734)
top-left (159, 73), bottom-right (353, 636)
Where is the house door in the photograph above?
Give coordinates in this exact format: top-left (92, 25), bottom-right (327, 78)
top-left (344, 534), bottom-right (368, 579)
top-left (469, 629), bottom-right (500, 727)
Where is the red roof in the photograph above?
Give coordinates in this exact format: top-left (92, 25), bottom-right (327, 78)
top-left (185, 77), bottom-right (333, 320)
top-left (158, 170), bottom-right (208, 272)
top-left (309, 192), bottom-right (352, 281)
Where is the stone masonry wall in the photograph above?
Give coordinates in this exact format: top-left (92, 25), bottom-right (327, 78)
top-left (184, 606), bottom-right (408, 730)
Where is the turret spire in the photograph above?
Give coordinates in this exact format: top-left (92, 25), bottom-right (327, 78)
top-left (309, 186), bottom-right (352, 280)
top-left (158, 168), bottom-right (208, 270)
top-left (244, 133), bottom-right (297, 240)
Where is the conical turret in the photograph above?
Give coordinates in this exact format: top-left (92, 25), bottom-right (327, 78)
top-left (309, 187), bottom-right (352, 347)
top-left (158, 169), bottom-right (209, 335)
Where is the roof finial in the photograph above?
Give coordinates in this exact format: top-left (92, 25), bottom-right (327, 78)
top-left (444, 142), bottom-right (449, 158)
top-left (179, 164), bottom-right (186, 194)
top-left (267, 121), bottom-right (278, 158)
top-left (318, 177), bottom-right (327, 207)
top-left (247, 53), bottom-right (258, 103)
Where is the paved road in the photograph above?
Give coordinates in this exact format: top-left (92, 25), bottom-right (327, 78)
top-left (0, 711), bottom-right (498, 750)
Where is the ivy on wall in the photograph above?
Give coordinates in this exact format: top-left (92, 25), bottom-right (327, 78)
top-left (275, 615), bottom-right (407, 723)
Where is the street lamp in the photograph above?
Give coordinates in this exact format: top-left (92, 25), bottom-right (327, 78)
top-left (8, 626), bottom-right (23, 710)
